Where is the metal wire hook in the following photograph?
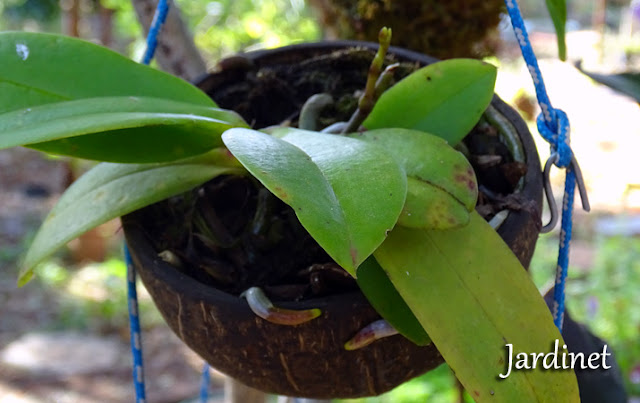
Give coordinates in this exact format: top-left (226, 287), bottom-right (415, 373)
top-left (541, 155), bottom-right (559, 233)
top-left (541, 153), bottom-right (591, 233)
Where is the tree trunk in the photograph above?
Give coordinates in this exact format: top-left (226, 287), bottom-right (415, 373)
top-left (98, 3), bottom-right (115, 47)
top-left (131, 0), bottom-right (207, 81)
top-left (307, 0), bottom-right (504, 59)
top-left (61, 0), bottom-right (80, 37)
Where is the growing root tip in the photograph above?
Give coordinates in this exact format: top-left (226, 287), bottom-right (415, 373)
top-left (242, 287), bottom-right (322, 326)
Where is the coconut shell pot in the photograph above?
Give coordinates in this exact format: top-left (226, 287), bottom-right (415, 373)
top-left (122, 41), bottom-right (543, 399)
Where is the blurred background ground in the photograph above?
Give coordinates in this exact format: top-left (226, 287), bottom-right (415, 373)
top-left (1, 0), bottom-right (640, 401)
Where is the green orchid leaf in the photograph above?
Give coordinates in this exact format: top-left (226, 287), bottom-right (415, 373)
top-left (356, 256), bottom-right (430, 346)
top-left (19, 149), bottom-right (243, 285)
top-left (0, 96), bottom-right (247, 162)
top-left (222, 128), bottom-right (406, 275)
top-left (0, 32), bottom-right (214, 114)
top-left (545, 0), bottom-right (567, 61)
top-left (363, 59), bottom-right (496, 145)
top-left (348, 128), bottom-right (477, 229)
top-left (374, 212), bottom-right (580, 402)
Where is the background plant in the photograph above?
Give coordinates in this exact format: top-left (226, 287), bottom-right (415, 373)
top-left (532, 233), bottom-right (640, 396)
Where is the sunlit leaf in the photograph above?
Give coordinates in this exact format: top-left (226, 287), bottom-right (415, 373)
top-left (0, 31), bottom-right (214, 114)
top-left (222, 128), bottom-right (406, 275)
top-left (19, 149), bottom-right (244, 285)
top-left (0, 96), bottom-right (247, 162)
top-left (348, 128), bottom-right (477, 229)
top-left (363, 59), bottom-right (496, 145)
top-left (374, 212), bottom-right (580, 402)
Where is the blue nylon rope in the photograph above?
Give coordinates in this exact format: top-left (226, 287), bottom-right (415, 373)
top-left (141, 0), bottom-right (170, 65)
top-left (129, 0), bottom-right (213, 399)
top-left (125, 245), bottom-right (147, 403)
top-left (504, 0), bottom-right (586, 331)
top-left (200, 363), bottom-right (211, 402)
top-left (126, 1), bottom-right (172, 402)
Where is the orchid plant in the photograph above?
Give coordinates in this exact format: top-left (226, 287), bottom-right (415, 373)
top-left (0, 29), bottom-right (579, 402)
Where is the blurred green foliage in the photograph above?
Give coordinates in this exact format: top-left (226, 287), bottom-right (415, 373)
top-left (35, 258), bottom-right (164, 333)
top-left (175, 0), bottom-right (320, 63)
top-left (338, 364), bottom-right (473, 403)
top-left (0, 0), bottom-right (60, 31)
top-left (568, 236), bottom-right (640, 396)
top-left (0, 0), bottom-right (320, 63)
top-left (531, 232), bottom-right (640, 396)
top-left (2, 0), bottom-right (59, 22)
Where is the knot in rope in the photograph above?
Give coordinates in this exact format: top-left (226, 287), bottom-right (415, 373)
top-left (536, 108), bottom-right (572, 168)
top-left (504, 0), bottom-right (590, 332)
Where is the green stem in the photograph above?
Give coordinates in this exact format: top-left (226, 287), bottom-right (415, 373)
top-left (343, 63), bottom-right (398, 133)
top-left (342, 27), bottom-right (393, 133)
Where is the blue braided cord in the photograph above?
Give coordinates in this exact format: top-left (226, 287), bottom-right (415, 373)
top-left (504, 0), bottom-right (557, 130)
top-left (504, 0), bottom-right (574, 168)
top-left (126, 245), bottom-right (147, 403)
top-left (200, 363), bottom-right (211, 402)
top-left (141, 0), bottom-right (170, 65)
top-left (537, 110), bottom-right (572, 168)
top-left (504, 0), bottom-right (577, 331)
top-left (552, 170), bottom-right (576, 329)
top-left (126, 2), bottom-right (171, 401)
top-left (139, 0), bottom-right (214, 395)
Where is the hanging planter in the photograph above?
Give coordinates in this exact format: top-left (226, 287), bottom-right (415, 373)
top-left (121, 41), bottom-right (543, 398)
top-left (0, 30), bottom-right (580, 402)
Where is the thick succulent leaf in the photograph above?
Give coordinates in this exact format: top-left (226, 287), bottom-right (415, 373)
top-left (222, 128), bottom-right (406, 275)
top-left (356, 256), bottom-right (430, 346)
top-left (0, 31), bottom-right (214, 114)
top-left (0, 96), bottom-right (247, 162)
top-left (576, 64), bottom-right (640, 103)
top-left (349, 128), bottom-right (477, 229)
top-left (401, 177), bottom-right (472, 229)
top-left (19, 149), bottom-right (243, 285)
top-left (545, 0), bottom-right (567, 61)
top-left (374, 212), bottom-right (580, 402)
top-left (363, 59), bottom-right (496, 145)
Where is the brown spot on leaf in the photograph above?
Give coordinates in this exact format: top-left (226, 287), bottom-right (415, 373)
top-left (468, 179), bottom-right (477, 192)
top-left (454, 174), bottom-right (474, 189)
top-left (350, 246), bottom-right (358, 266)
